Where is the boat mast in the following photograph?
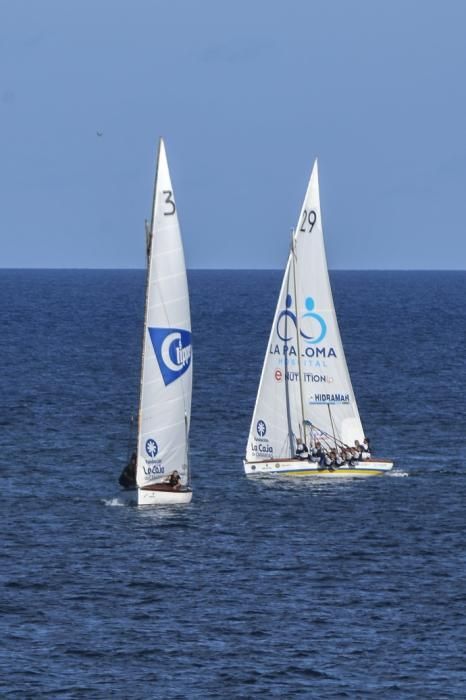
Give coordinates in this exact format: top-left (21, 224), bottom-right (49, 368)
top-left (291, 230), bottom-right (307, 446)
top-left (283, 258), bottom-right (296, 458)
top-left (136, 141), bottom-right (161, 453)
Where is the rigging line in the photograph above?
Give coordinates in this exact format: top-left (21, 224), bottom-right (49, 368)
top-left (333, 420), bottom-right (343, 446)
top-left (304, 419), bottom-right (348, 447)
top-left (327, 404), bottom-right (337, 450)
top-left (291, 229), bottom-right (306, 445)
top-left (283, 256), bottom-right (295, 458)
top-left (184, 412), bottom-right (191, 487)
top-left (319, 435), bottom-right (334, 451)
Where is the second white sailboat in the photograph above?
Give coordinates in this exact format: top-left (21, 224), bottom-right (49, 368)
top-left (244, 161), bottom-right (393, 478)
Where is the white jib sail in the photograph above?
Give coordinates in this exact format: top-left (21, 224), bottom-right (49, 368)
top-left (136, 139), bottom-right (192, 487)
top-left (246, 160), bottom-right (364, 462)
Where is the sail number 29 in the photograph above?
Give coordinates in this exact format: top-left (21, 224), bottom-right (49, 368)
top-left (163, 190), bottom-right (176, 216)
top-left (300, 209), bottom-right (317, 233)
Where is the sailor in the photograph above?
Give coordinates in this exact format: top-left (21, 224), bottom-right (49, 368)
top-left (353, 441), bottom-right (363, 460)
top-left (334, 450), bottom-right (345, 468)
top-left (319, 450), bottom-right (335, 471)
top-left (309, 440), bottom-right (323, 463)
top-left (362, 437), bottom-right (371, 459)
top-left (351, 447), bottom-right (360, 464)
top-left (295, 438), bottom-right (309, 460)
top-left (119, 451), bottom-right (137, 488)
top-left (166, 470), bottom-right (182, 490)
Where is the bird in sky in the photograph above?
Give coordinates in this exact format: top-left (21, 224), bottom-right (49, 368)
top-left (96, 131), bottom-right (103, 137)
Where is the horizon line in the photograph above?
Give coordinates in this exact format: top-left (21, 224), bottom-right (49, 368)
top-left (0, 267), bottom-right (465, 272)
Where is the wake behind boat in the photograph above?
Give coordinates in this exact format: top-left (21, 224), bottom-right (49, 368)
top-left (119, 139), bottom-right (193, 505)
top-left (244, 160), bottom-right (393, 478)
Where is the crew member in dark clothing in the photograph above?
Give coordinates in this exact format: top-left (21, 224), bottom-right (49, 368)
top-left (361, 437), bottom-right (371, 459)
top-left (119, 452), bottom-right (137, 488)
top-left (310, 441), bottom-right (324, 463)
top-left (295, 438), bottom-right (309, 460)
top-left (319, 449), bottom-right (336, 471)
top-left (166, 470), bottom-right (181, 490)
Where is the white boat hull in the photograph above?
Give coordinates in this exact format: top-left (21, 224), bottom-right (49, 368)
top-left (120, 487), bottom-right (193, 506)
top-left (243, 458), bottom-right (394, 478)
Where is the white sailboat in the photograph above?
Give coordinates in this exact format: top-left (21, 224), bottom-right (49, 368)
top-left (120, 139), bottom-right (193, 504)
top-left (244, 160), bottom-right (393, 478)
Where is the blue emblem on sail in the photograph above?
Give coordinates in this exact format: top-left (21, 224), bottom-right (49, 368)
top-left (148, 327), bottom-right (192, 386)
top-left (257, 420), bottom-right (267, 437)
top-left (276, 295), bottom-right (327, 345)
top-left (145, 438), bottom-right (158, 458)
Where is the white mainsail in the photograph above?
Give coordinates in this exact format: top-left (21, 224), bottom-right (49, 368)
top-left (136, 139), bottom-right (192, 487)
top-left (246, 160), bottom-right (364, 462)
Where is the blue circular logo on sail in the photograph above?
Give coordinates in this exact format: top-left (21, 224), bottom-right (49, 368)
top-left (256, 420), bottom-right (267, 437)
top-left (276, 295), bottom-right (327, 344)
top-left (301, 297), bottom-right (327, 344)
top-left (145, 438), bottom-right (158, 458)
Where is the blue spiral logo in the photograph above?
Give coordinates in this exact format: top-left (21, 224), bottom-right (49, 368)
top-left (256, 420), bottom-right (267, 437)
top-left (145, 438), bottom-right (158, 458)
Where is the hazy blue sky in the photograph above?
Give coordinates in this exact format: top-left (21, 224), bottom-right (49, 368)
top-left (1, 0), bottom-right (466, 269)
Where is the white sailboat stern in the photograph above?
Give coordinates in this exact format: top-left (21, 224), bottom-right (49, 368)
top-left (119, 487), bottom-right (193, 506)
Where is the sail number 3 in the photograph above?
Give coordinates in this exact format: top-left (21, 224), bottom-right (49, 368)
top-left (300, 209), bottom-right (317, 233)
top-left (163, 190), bottom-right (176, 216)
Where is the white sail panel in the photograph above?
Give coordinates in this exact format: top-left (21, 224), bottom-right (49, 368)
top-left (246, 256), bottom-right (304, 461)
top-left (136, 139), bottom-right (192, 487)
top-left (246, 160), bottom-right (364, 462)
top-left (293, 160), bottom-right (364, 447)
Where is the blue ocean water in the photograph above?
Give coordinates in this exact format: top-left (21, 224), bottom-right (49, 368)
top-left (1, 269), bottom-right (465, 699)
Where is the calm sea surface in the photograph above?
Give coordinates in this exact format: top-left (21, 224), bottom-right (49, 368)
top-left (1, 270), bottom-right (465, 699)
